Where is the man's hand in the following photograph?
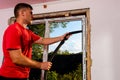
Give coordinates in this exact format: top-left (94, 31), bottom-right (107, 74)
top-left (40, 62), bottom-right (52, 70)
top-left (60, 33), bottom-right (71, 41)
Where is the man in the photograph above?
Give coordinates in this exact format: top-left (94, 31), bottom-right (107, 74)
top-left (0, 3), bottom-right (70, 80)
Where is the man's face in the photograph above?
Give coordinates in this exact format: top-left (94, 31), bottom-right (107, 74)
top-left (19, 8), bottom-right (33, 24)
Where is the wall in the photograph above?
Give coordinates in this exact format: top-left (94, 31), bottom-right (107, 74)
top-left (0, 0), bottom-right (120, 80)
top-left (0, 8), bottom-right (14, 64)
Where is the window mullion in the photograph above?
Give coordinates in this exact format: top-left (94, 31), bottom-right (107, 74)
top-left (41, 19), bottom-right (50, 80)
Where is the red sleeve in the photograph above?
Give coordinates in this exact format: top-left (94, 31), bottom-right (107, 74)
top-left (29, 30), bottom-right (41, 43)
top-left (5, 26), bottom-right (21, 50)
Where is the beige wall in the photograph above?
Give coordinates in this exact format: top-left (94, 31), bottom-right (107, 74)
top-left (0, 0), bottom-right (120, 80)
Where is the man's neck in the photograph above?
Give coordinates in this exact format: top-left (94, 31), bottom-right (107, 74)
top-left (16, 19), bottom-right (27, 28)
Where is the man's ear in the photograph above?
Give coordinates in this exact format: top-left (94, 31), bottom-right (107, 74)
top-left (20, 9), bottom-right (25, 16)
top-left (21, 11), bottom-right (25, 16)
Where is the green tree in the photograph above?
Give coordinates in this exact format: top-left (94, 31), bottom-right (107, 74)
top-left (46, 64), bottom-right (82, 80)
top-left (47, 71), bottom-right (58, 80)
top-left (62, 50), bottom-right (70, 55)
top-left (50, 22), bottom-right (68, 33)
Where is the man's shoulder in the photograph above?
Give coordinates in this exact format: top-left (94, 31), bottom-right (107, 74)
top-left (5, 23), bottom-right (22, 35)
top-left (8, 23), bottom-right (21, 30)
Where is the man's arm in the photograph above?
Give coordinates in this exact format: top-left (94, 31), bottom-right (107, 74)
top-left (9, 49), bottom-right (52, 70)
top-left (34, 33), bottom-right (70, 45)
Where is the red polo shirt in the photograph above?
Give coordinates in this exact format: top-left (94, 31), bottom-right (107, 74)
top-left (0, 22), bottom-right (41, 78)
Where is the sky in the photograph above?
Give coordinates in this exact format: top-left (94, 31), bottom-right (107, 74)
top-left (49, 20), bottom-right (83, 53)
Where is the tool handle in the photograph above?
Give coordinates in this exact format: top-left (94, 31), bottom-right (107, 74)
top-left (64, 30), bottom-right (82, 40)
top-left (68, 30), bottom-right (82, 35)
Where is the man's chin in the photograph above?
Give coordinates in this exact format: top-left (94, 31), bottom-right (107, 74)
top-left (30, 21), bottom-right (33, 24)
top-left (27, 21), bottom-right (32, 25)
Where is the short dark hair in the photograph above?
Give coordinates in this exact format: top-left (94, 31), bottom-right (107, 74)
top-left (14, 3), bottom-right (33, 18)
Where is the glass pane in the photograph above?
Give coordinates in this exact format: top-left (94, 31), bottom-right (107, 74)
top-left (48, 20), bottom-right (83, 80)
top-left (49, 20), bottom-right (82, 54)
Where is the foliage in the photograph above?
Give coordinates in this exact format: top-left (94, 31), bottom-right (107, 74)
top-left (49, 50), bottom-right (70, 55)
top-left (32, 44), bottom-right (43, 60)
top-left (28, 24), bottom-right (45, 36)
top-left (50, 22), bottom-right (68, 33)
top-left (47, 64), bottom-right (82, 80)
top-left (47, 71), bottom-right (58, 80)
top-left (61, 50), bottom-right (70, 55)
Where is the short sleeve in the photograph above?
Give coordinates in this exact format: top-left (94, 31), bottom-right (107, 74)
top-left (29, 30), bottom-right (41, 43)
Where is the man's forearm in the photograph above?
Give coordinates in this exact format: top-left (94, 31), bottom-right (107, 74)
top-left (14, 54), bottom-right (52, 70)
top-left (41, 36), bottom-right (62, 45)
top-left (9, 49), bottom-right (51, 70)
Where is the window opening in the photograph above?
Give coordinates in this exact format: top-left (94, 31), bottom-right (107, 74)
top-left (31, 15), bottom-right (87, 80)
